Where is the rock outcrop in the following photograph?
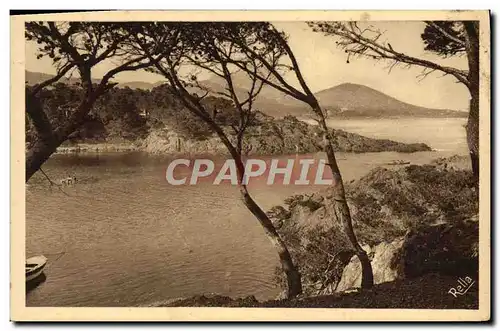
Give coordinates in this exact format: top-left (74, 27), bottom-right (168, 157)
top-left (272, 161), bottom-right (479, 296)
top-left (140, 116), bottom-right (432, 155)
top-left (336, 239), bottom-right (404, 292)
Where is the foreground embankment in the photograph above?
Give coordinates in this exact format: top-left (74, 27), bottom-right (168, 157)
top-left (164, 273), bottom-right (478, 309)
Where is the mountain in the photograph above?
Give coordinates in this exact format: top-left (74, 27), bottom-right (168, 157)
top-left (314, 83), bottom-right (467, 118)
top-left (25, 70), bottom-right (89, 86)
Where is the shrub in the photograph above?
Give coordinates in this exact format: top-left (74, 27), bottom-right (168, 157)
top-left (284, 194), bottom-right (323, 212)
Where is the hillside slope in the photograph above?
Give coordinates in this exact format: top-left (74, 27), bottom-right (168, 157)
top-left (315, 83), bottom-right (466, 118)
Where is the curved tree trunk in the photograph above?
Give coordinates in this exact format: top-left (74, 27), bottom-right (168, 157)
top-left (25, 105), bottom-right (91, 183)
top-left (155, 65), bottom-right (303, 297)
top-left (25, 93), bottom-right (62, 182)
top-left (464, 21), bottom-right (480, 186)
top-left (25, 87), bottom-right (97, 183)
top-left (26, 139), bottom-right (60, 182)
top-left (238, 184), bottom-right (303, 298)
top-left (315, 104), bottom-right (374, 289)
top-left (211, 126), bottom-right (303, 298)
top-left (273, 37), bottom-right (374, 290)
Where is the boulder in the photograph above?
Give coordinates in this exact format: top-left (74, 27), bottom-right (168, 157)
top-left (336, 220), bottom-right (478, 292)
top-left (336, 239), bottom-right (404, 292)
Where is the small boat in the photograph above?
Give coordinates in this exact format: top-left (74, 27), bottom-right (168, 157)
top-left (387, 160), bottom-right (411, 166)
top-left (26, 255), bottom-right (47, 282)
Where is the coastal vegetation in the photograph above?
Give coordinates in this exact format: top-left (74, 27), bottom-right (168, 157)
top-left (269, 157), bottom-right (478, 297)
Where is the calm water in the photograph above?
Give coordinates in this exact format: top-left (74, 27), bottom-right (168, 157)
top-left (325, 118), bottom-right (469, 153)
top-left (26, 118), bottom-right (468, 306)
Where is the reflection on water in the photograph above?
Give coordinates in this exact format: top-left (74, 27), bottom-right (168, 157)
top-left (26, 273), bottom-right (47, 294)
top-left (26, 119), bottom-right (468, 307)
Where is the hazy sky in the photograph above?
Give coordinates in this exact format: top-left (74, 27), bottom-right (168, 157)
top-left (25, 21), bottom-right (470, 111)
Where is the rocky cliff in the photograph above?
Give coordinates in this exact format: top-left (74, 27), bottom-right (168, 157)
top-left (140, 115), bottom-right (431, 155)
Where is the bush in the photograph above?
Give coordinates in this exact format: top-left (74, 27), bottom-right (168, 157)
top-left (268, 194), bottom-right (353, 296)
top-left (284, 194), bottom-right (323, 212)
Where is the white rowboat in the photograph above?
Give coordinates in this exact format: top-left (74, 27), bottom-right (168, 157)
top-left (26, 255), bottom-right (47, 282)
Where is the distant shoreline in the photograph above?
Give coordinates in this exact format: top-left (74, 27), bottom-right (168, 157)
top-left (54, 144), bottom-right (435, 155)
top-left (52, 115), bottom-right (439, 156)
top-left (55, 143), bottom-right (140, 154)
top-left (299, 115), bottom-right (468, 122)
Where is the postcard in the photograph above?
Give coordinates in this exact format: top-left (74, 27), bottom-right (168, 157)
top-left (11, 10), bottom-right (490, 322)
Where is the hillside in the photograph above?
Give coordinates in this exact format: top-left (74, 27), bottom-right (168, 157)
top-left (119, 81), bottom-right (164, 90)
top-left (157, 160), bottom-right (478, 309)
top-left (315, 83), bottom-right (467, 118)
top-left (25, 70), bottom-right (101, 86)
top-left (53, 115), bottom-right (432, 155)
top-left (140, 115), bottom-right (432, 155)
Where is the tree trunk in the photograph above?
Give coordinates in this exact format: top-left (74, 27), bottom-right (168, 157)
top-left (239, 185), bottom-right (302, 298)
top-left (25, 138), bottom-right (60, 182)
top-left (276, 38), bottom-right (373, 289)
top-left (25, 91), bottom-right (95, 182)
top-left (464, 21), bottom-right (480, 185)
top-left (315, 105), bottom-right (374, 289)
top-left (211, 126), bottom-right (303, 298)
top-left (158, 69), bottom-right (303, 297)
top-left (467, 95), bottom-right (479, 185)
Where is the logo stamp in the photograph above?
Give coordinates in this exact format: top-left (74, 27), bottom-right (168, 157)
top-left (448, 276), bottom-right (475, 297)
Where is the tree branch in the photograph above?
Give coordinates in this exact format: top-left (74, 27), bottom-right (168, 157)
top-left (30, 62), bottom-right (75, 96)
top-left (313, 22), bottom-right (471, 89)
top-left (427, 21), bottom-right (466, 46)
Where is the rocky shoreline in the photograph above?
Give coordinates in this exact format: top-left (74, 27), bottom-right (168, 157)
top-left (55, 142), bottom-right (139, 154)
top-left (56, 116), bottom-right (432, 155)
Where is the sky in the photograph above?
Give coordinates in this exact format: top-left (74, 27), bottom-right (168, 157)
top-left (25, 21), bottom-right (470, 111)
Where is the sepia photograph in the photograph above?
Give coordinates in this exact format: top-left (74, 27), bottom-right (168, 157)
top-left (11, 10), bottom-right (490, 321)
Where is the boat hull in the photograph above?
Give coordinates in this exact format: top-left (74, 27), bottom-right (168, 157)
top-left (26, 268), bottom-right (45, 282)
top-left (26, 255), bottom-right (47, 282)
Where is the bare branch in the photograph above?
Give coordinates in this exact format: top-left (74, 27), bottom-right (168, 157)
top-left (39, 167), bottom-right (71, 196)
top-left (416, 67), bottom-right (437, 82)
top-left (31, 62), bottom-right (75, 96)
